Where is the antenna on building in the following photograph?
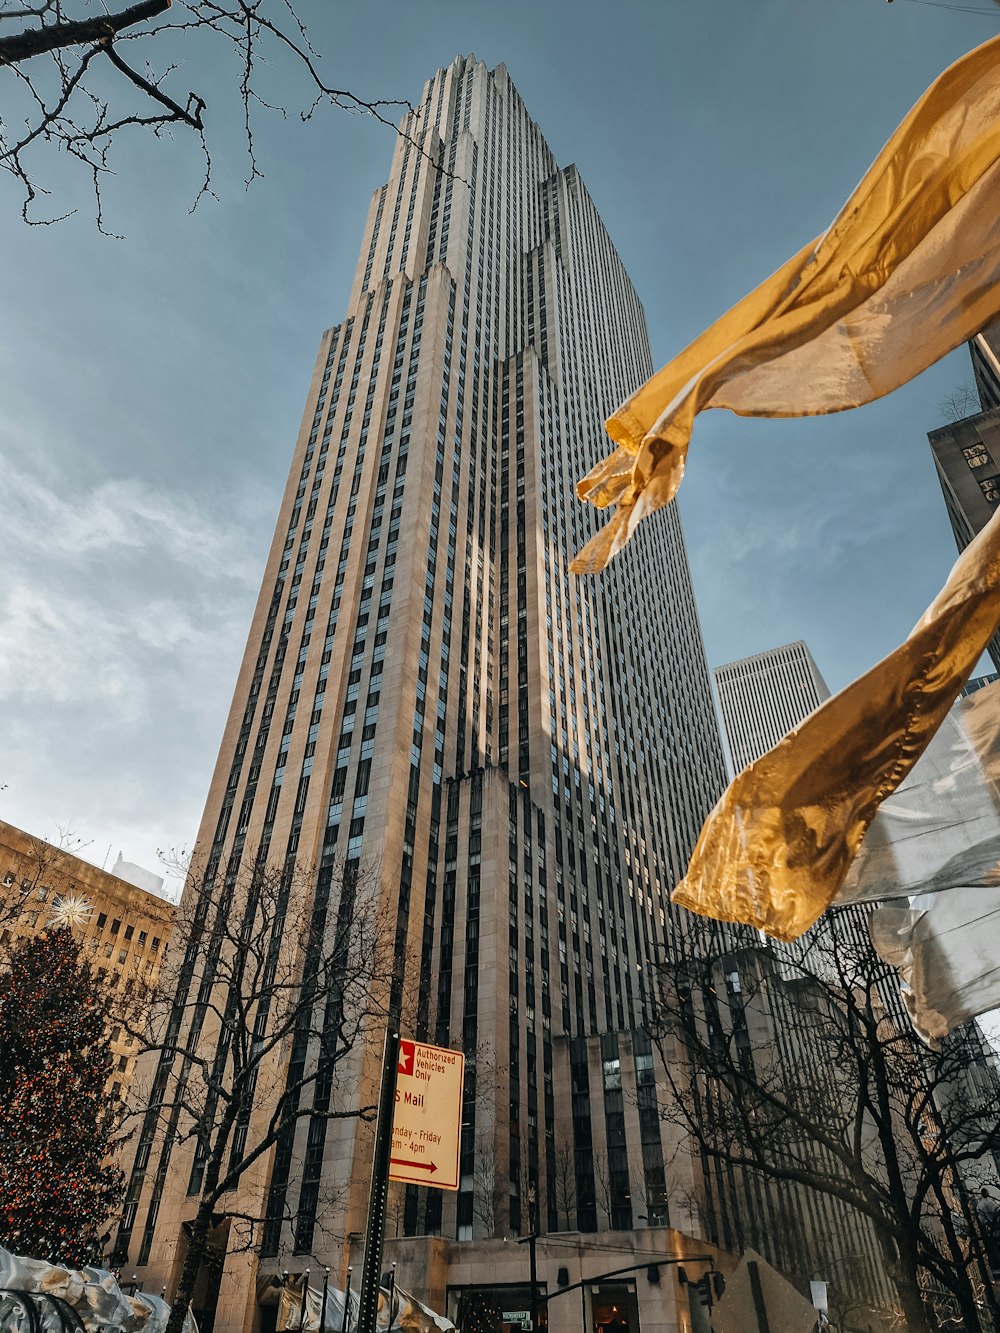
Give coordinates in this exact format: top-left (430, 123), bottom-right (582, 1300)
top-left (101, 844), bottom-right (111, 870)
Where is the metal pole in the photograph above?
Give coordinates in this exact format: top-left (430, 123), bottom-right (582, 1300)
top-left (357, 1024), bottom-right (401, 1333)
top-left (299, 1269), bottom-right (311, 1333)
top-left (341, 1267), bottom-right (353, 1333)
top-left (529, 1235), bottom-right (538, 1333)
top-left (321, 1268), bottom-right (331, 1333)
top-left (385, 1263), bottom-right (397, 1329)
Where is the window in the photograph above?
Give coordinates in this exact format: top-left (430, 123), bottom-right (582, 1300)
top-left (963, 444), bottom-right (990, 468)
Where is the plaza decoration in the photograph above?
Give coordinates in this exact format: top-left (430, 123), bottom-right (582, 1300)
top-left (0, 1245), bottom-right (195, 1333)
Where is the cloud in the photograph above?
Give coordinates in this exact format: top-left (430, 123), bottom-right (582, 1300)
top-left (0, 456), bottom-right (270, 878)
top-left (4, 465), bottom-right (261, 571)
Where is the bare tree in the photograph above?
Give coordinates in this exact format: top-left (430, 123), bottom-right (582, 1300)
top-left (0, 2), bottom-right (436, 229)
top-left (473, 1128), bottom-right (501, 1236)
top-left (550, 1133), bottom-right (577, 1232)
top-left (463, 1042), bottom-right (506, 1237)
top-left (514, 1156), bottom-right (538, 1235)
top-left (939, 382), bottom-right (982, 423)
top-left (590, 1147), bottom-right (614, 1231)
top-left (650, 918), bottom-right (1000, 1333)
top-left (114, 849), bottom-right (396, 1333)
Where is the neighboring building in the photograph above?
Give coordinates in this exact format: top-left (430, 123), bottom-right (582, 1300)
top-left (713, 642), bottom-right (1000, 1323)
top-left (928, 319), bottom-right (1000, 671)
top-left (709, 647), bottom-right (898, 1317)
top-left (962, 671), bottom-right (1000, 698)
top-left (0, 819), bottom-right (174, 1098)
top-left (114, 53), bottom-right (737, 1333)
top-left (713, 639), bottom-right (830, 775)
top-left (971, 319), bottom-right (1000, 412)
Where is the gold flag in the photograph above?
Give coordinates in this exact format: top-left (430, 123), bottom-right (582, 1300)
top-left (571, 34), bottom-right (1000, 574)
top-left (672, 506), bottom-right (1000, 941)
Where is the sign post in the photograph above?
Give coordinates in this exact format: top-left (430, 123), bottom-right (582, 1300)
top-left (357, 1025), bottom-right (400, 1333)
top-left (389, 1039), bottom-right (464, 1190)
top-left (357, 1036), bottom-right (464, 1333)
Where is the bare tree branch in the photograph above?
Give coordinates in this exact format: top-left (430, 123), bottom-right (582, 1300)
top-left (0, 0), bottom-right (171, 65)
top-left (111, 847), bottom-right (398, 1333)
top-left (649, 922), bottom-right (1000, 1333)
top-left (0, 0), bottom-right (458, 226)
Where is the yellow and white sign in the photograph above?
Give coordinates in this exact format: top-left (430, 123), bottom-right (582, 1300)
top-left (389, 1038), bottom-right (464, 1191)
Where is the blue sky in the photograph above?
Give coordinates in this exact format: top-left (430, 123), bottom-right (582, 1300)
top-left (1, 0), bottom-right (997, 884)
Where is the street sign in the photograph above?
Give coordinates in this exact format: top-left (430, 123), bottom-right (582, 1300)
top-left (389, 1038), bottom-right (464, 1190)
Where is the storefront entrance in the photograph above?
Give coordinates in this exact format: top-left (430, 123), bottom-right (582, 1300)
top-left (448, 1285), bottom-right (548, 1333)
top-left (589, 1282), bottom-right (640, 1333)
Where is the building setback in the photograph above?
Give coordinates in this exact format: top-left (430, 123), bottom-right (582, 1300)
top-left (114, 55), bottom-right (734, 1333)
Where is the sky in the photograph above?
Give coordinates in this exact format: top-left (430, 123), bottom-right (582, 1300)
top-left (1, 0), bottom-right (999, 891)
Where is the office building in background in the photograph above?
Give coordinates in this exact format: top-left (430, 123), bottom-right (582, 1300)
top-left (929, 319), bottom-right (1000, 672)
top-left (713, 639), bottom-right (830, 774)
top-left (0, 819), bottom-right (173, 1098)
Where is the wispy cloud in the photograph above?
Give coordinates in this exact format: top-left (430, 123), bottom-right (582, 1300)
top-left (0, 457), bottom-right (270, 881)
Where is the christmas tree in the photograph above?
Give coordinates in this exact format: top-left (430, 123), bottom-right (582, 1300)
top-left (0, 926), bottom-right (125, 1266)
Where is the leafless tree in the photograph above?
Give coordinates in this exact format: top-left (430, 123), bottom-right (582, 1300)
top-left (0, 1), bottom-right (437, 229)
top-left (114, 848), bottom-right (397, 1333)
top-left (939, 382), bottom-right (982, 423)
top-left (649, 917), bottom-right (1000, 1333)
top-left (462, 1042), bottom-right (506, 1237)
top-left (590, 1148), bottom-right (614, 1231)
top-left (514, 1156), bottom-right (539, 1236)
top-left (473, 1129), bottom-right (501, 1237)
top-left (550, 1133), bottom-right (577, 1232)
top-left (385, 1179), bottom-right (406, 1241)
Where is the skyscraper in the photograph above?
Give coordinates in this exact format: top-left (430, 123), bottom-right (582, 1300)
top-left (713, 639), bottom-right (830, 775)
top-left (115, 55), bottom-right (731, 1332)
top-left (928, 320), bottom-right (1000, 671)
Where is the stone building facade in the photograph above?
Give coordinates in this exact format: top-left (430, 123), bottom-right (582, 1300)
top-left (0, 818), bottom-right (174, 1098)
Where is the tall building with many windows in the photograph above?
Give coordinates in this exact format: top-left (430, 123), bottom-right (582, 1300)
top-left (115, 56), bottom-right (733, 1333)
top-left (713, 639), bottom-right (830, 775)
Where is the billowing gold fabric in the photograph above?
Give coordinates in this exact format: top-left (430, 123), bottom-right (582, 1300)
top-left (671, 507), bottom-right (1000, 941)
top-left (570, 33), bottom-right (1000, 574)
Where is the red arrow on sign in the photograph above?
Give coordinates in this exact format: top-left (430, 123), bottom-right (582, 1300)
top-left (390, 1156), bottom-right (437, 1173)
